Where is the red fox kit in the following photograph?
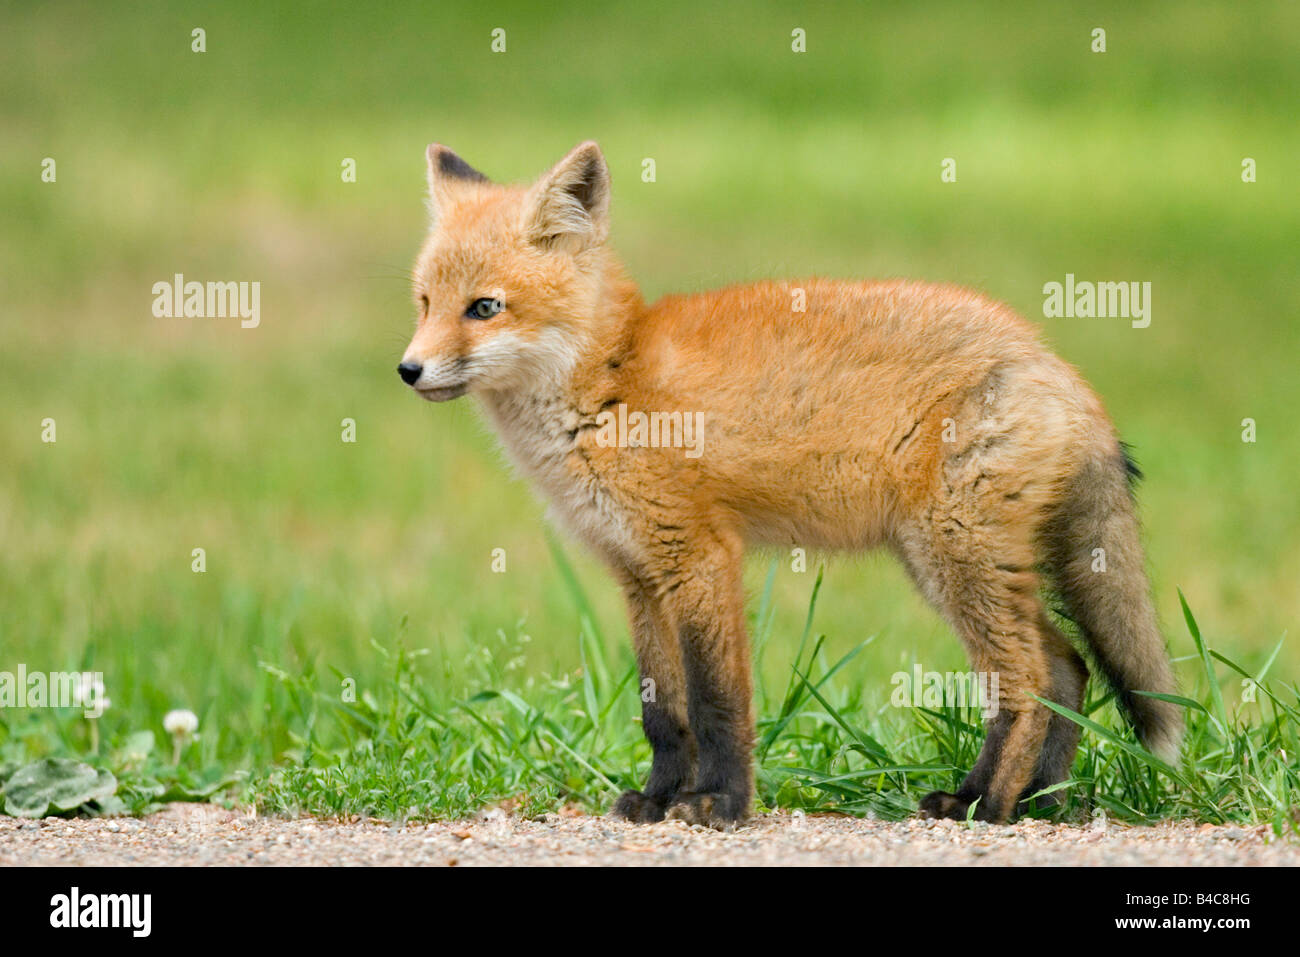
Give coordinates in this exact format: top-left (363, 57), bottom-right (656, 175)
top-left (399, 140), bottom-right (1181, 825)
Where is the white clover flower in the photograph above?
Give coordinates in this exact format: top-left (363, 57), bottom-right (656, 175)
top-left (70, 673), bottom-right (109, 711)
top-left (164, 709), bottom-right (199, 736)
top-left (90, 678), bottom-right (110, 713)
top-left (74, 674), bottom-right (110, 717)
top-left (165, 708), bottom-right (200, 764)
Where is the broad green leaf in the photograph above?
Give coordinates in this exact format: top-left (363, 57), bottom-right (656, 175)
top-left (3, 758), bottom-right (118, 818)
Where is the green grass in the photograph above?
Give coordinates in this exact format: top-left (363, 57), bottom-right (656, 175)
top-left (193, 577), bottom-right (1300, 832)
top-left (1, 0), bottom-right (1298, 828)
top-left (5, 557), bottom-right (1295, 832)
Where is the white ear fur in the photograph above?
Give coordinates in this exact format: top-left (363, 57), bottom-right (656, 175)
top-left (425, 144), bottom-right (489, 223)
top-left (523, 141), bottom-right (610, 250)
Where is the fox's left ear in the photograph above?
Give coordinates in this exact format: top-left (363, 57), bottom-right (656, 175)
top-left (523, 141), bottom-right (610, 251)
top-left (426, 144), bottom-right (489, 223)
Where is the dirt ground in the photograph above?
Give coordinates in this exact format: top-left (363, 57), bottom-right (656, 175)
top-left (1, 804), bottom-right (1296, 866)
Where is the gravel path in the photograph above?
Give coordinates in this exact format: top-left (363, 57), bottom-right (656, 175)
top-left (1, 804), bottom-right (1294, 866)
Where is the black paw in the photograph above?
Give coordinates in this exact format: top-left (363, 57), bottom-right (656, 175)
top-left (664, 790), bottom-right (748, 828)
top-left (918, 790), bottom-right (972, 820)
top-left (610, 789), bottom-right (669, 823)
top-left (918, 790), bottom-right (1005, 822)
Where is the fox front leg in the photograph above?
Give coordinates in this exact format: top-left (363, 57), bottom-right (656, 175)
top-left (657, 534), bottom-right (755, 827)
top-left (610, 577), bottom-right (694, 822)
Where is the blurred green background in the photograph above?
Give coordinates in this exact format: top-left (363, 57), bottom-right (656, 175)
top-left (2, 2), bottom-right (1297, 764)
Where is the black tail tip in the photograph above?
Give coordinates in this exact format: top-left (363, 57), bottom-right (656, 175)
top-left (1119, 441), bottom-right (1143, 485)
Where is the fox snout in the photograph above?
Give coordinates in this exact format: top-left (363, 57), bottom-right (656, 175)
top-left (395, 352), bottom-right (471, 401)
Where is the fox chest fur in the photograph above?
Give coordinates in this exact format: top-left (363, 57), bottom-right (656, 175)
top-left (479, 381), bottom-right (645, 566)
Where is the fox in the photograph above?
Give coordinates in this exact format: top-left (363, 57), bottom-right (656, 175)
top-left (398, 140), bottom-right (1182, 826)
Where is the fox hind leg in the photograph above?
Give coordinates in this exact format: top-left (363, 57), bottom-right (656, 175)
top-left (917, 623), bottom-right (1054, 822)
top-left (928, 615), bottom-right (1088, 818)
top-left (1018, 621), bottom-right (1089, 811)
top-left (907, 520), bottom-right (1059, 823)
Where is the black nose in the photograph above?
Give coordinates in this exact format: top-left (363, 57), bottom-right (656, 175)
top-left (397, 361), bottom-right (422, 385)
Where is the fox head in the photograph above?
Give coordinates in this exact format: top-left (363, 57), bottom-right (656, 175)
top-left (399, 140), bottom-right (613, 401)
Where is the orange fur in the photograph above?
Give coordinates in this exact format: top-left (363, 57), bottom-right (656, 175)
top-left (400, 141), bottom-right (1181, 825)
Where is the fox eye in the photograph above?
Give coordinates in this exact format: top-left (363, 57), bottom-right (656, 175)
top-left (418, 294), bottom-right (429, 312)
top-left (467, 297), bottom-right (505, 320)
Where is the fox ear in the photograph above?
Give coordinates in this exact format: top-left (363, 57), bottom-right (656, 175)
top-left (425, 144), bottom-right (489, 222)
top-left (523, 141), bottom-right (610, 251)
